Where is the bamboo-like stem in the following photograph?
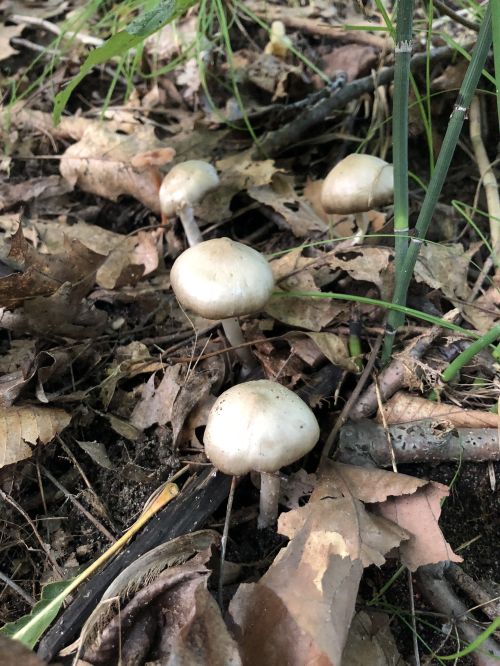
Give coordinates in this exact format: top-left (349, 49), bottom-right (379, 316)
top-left (382, 4), bottom-right (493, 363)
top-left (392, 0), bottom-right (414, 321)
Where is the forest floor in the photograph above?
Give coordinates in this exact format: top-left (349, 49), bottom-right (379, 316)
top-left (0, 1), bottom-right (499, 664)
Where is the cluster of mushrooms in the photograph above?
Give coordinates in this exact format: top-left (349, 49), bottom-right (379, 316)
top-left (161, 154), bottom-right (394, 528)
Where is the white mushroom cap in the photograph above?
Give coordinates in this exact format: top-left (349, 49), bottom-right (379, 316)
top-left (320, 154), bottom-right (394, 214)
top-left (159, 160), bottom-right (219, 217)
top-left (170, 238), bottom-right (275, 319)
top-left (204, 380), bottom-right (320, 475)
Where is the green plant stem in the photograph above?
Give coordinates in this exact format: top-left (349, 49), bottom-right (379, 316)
top-left (441, 324), bottom-right (500, 383)
top-left (274, 290), bottom-right (478, 337)
top-left (382, 3), bottom-right (493, 363)
top-left (393, 0), bottom-right (414, 326)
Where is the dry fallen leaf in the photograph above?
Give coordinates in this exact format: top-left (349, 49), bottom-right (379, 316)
top-left (0, 405), bottom-right (71, 468)
top-left (60, 125), bottom-right (175, 212)
top-left (375, 482), bottom-right (463, 571)
top-left (0, 25), bottom-right (23, 61)
top-left (342, 611), bottom-right (407, 666)
top-left (249, 173), bottom-right (328, 237)
top-left (321, 44), bottom-right (379, 81)
top-left (378, 391), bottom-right (499, 429)
top-left (0, 634), bottom-right (47, 666)
top-left (130, 365), bottom-right (183, 431)
top-left (230, 464), bottom-right (408, 666)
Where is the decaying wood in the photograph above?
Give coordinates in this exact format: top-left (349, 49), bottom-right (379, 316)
top-left (337, 419), bottom-right (500, 466)
top-left (37, 468), bottom-right (231, 662)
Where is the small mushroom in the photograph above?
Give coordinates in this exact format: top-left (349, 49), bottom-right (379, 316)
top-left (264, 21), bottom-right (292, 59)
top-left (170, 238), bottom-right (275, 372)
top-left (159, 160), bottom-right (219, 246)
top-left (321, 154), bottom-right (394, 244)
top-left (204, 380), bottom-right (320, 528)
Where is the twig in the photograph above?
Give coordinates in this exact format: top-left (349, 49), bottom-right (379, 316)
top-left (417, 563), bottom-right (500, 665)
top-left (407, 569), bottom-right (421, 666)
top-left (320, 332), bottom-right (383, 463)
top-left (469, 95), bottom-right (500, 266)
top-left (0, 571), bottom-right (36, 607)
top-left (40, 466), bottom-right (116, 544)
top-left (9, 14), bottom-right (104, 47)
top-left (374, 377), bottom-right (398, 472)
top-left (433, 0), bottom-right (480, 32)
top-left (254, 45), bottom-right (456, 157)
top-left (0, 488), bottom-right (64, 579)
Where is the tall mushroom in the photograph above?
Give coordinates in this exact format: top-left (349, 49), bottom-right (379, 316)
top-left (170, 237), bottom-right (275, 372)
top-left (321, 154), bottom-right (393, 244)
top-left (159, 160), bottom-right (219, 247)
top-left (204, 380), bottom-right (320, 528)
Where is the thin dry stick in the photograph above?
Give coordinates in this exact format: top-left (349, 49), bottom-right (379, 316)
top-left (40, 466), bottom-right (116, 544)
top-left (0, 489), bottom-right (64, 579)
top-left (9, 14), bottom-right (104, 46)
top-left (320, 333), bottom-right (383, 463)
top-left (407, 569), bottom-right (421, 666)
top-left (219, 475), bottom-right (237, 608)
top-left (0, 571), bottom-right (35, 607)
top-left (374, 378), bottom-right (398, 473)
top-left (469, 95), bottom-right (500, 266)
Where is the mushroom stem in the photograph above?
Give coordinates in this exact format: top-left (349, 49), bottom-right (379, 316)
top-left (178, 204), bottom-right (203, 246)
top-left (221, 317), bottom-right (257, 372)
top-left (353, 212), bottom-right (369, 245)
top-left (258, 472), bottom-right (281, 529)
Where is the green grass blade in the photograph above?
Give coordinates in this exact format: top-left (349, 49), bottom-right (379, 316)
top-left (0, 579), bottom-right (74, 649)
top-left (53, 0), bottom-right (197, 124)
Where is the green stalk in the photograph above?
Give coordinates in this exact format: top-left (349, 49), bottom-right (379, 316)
top-left (382, 3), bottom-right (493, 363)
top-left (441, 324), bottom-right (500, 383)
top-left (392, 0), bottom-right (414, 334)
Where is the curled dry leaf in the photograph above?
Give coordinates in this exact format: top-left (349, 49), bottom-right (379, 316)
top-left (0, 405), bottom-right (71, 468)
top-left (375, 482), bottom-right (463, 571)
top-left (60, 125), bottom-right (175, 212)
top-left (230, 462), bottom-right (409, 666)
top-left (0, 225), bottom-right (106, 309)
top-left (378, 391), bottom-right (499, 429)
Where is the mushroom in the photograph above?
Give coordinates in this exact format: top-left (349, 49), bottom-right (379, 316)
top-left (320, 154), bottom-right (393, 244)
top-left (204, 380), bottom-right (320, 528)
top-left (170, 237), bottom-right (275, 372)
top-left (159, 160), bottom-right (219, 247)
top-left (264, 21), bottom-right (292, 59)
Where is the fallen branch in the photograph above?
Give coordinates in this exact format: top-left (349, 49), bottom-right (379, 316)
top-left (337, 419), bottom-right (499, 466)
top-left (255, 45), bottom-right (458, 157)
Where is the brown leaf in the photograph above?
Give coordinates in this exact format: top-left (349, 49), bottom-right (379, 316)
top-left (249, 173), bottom-right (328, 237)
top-left (342, 611), bottom-right (407, 666)
top-left (321, 44), bottom-right (379, 81)
top-left (327, 462), bottom-right (427, 504)
top-left (0, 635), bottom-right (47, 666)
top-left (375, 482), bottom-right (463, 570)
top-left (230, 465), bottom-right (408, 666)
top-left (0, 405), bottom-right (71, 468)
top-left (301, 332), bottom-right (358, 372)
top-left (378, 391), bottom-right (499, 429)
top-left (0, 176), bottom-right (71, 212)
top-left (130, 365), bottom-right (183, 430)
top-left (414, 242), bottom-right (472, 304)
top-left (60, 125), bottom-right (172, 212)
top-left (0, 225), bottom-right (106, 309)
